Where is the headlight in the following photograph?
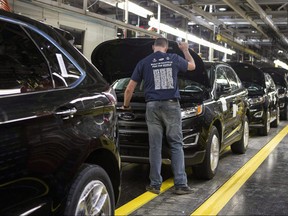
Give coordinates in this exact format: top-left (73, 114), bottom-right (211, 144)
top-left (181, 105), bottom-right (203, 119)
top-left (248, 96), bottom-right (265, 105)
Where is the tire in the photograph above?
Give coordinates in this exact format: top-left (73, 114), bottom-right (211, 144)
top-left (280, 104), bottom-right (288, 120)
top-left (259, 110), bottom-right (270, 136)
top-left (271, 106), bottom-right (280, 128)
top-left (192, 126), bottom-right (220, 180)
top-left (64, 164), bottom-right (115, 216)
top-left (231, 115), bottom-right (249, 154)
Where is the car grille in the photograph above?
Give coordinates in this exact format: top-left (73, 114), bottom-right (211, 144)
top-left (118, 110), bottom-right (148, 145)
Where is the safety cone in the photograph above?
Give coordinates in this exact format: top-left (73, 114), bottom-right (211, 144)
top-left (0, 0), bottom-right (11, 12)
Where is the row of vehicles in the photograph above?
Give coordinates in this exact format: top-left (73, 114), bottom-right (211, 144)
top-left (93, 38), bottom-right (287, 180)
top-left (0, 9), bottom-right (287, 215)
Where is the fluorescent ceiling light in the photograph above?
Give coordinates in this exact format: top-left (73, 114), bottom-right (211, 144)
top-left (100, 0), bottom-right (153, 18)
top-left (274, 59), bottom-right (288, 70)
top-left (148, 18), bottom-right (236, 55)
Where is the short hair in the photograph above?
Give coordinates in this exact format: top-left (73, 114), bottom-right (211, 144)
top-left (154, 37), bottom-right (168, 47)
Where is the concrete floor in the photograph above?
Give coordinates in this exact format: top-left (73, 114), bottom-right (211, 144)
top-left (116, 121), bottom-right (288, 215)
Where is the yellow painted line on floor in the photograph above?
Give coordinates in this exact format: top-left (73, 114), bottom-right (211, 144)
top-left (115, 178), bottom-right (174, 216)
top-left (191, 125), bottom-right (288, 216)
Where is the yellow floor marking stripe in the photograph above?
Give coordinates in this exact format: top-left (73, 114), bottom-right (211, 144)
top-left (191, 125), bottom-right (288, 216)
top-left (115, 178), bottom-right (174, 216)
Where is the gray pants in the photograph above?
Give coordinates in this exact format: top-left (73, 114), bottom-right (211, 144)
top-left (146, 100), bottom-right (188, 188)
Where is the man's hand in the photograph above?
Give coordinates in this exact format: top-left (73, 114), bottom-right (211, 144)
top-left (120, 105), bottom-right (131, 110)
top-left (178, 42), bottom-right (196, 71)
top-left (178, 42), bottom-right (189, 52)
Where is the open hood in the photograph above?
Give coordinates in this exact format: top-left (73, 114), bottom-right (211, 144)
top-left (228, 62), bottom-right (265, 87)
top-left (91, 38), bottom-right (210, 87)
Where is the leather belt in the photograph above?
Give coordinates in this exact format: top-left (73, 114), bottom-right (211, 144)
top-left (148, 99), bottom-right (178, 102)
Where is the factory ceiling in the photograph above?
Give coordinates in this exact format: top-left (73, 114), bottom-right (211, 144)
top-left (17, 0), bottom-right (288, 66)
top-left (94, 0), bottom-right (288, 65)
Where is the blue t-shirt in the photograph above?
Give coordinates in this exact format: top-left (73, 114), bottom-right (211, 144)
top-left (131, 51), bottom-right (188, 102)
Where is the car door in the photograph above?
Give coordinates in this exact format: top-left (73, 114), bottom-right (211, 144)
top-left (0, 18), bottom-right (111, 214)
top-left (264, 73), bottom-right (278, 118)
top-left (215, 65), bottom-right (235, 142)
top-left (224, 66), bottom-right (247, 135)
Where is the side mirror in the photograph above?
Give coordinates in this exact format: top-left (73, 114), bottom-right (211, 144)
top-left (220, 84), bottom-right (232, 93)
top-left (216, 84), bottom-right (231, 99)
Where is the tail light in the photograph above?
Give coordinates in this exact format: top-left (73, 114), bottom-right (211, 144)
top-left (103, 87), bottom-right (117, 105)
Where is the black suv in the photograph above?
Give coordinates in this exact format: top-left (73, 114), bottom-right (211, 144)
top-left (261, 67), bottom-right (288, 120)
top-left (0, 10), bottom-right (121, 215)
top-left (92, 38), bottom-right (249, 180)
top-left (228, 62), bottom-right (280, 135)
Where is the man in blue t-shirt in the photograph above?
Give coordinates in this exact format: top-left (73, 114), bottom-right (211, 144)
top-left (122, 37), bottom-right (196, 195)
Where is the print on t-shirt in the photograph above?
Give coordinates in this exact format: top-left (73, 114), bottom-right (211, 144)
top-left (151, 58), bottom-right (174, 90)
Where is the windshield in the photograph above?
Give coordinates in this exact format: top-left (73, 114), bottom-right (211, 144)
top-left (112, 77), bottom-right (205, 93)
top-left (242, 81), bottom-right (263, 92)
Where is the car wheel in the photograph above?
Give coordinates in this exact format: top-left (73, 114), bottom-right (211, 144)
top-left (231, 115), bottom-right (249, 154)
top-left (259, 110), bottom-right (270, 136)
top-left (192, 126), bottom-right (220, 180)
top-left (271, 106), bottom-right (280, 128)
top-left (280, 104), bottom-right (288, 120)
top-left (64, 164), bottom-right (115, 216)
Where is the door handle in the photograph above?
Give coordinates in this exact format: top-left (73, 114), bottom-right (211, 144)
top-left (55, 107), bottom-right (77, 119)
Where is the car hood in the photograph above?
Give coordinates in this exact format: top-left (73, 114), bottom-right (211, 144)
top-left (91, 38), bottom-right (210, 87)
top-left (228, 62), bottom-right (265, 87)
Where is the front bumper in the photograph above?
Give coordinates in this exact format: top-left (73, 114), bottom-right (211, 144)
top-left (248, 104), bottom-right (266, 128)
top-left (118, 113), bottom-right (206, 166)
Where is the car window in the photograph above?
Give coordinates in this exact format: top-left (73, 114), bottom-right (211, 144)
top-left (215, 66), bottom-right (229, 91)
top-left (265, 73), bottom-right (276, 91)
top-left (0, 21), bottom-right (53, 95)
top-left (24, 27), bottom-right (81, 88)
top-left (224, 66), bottom-right (241, 90)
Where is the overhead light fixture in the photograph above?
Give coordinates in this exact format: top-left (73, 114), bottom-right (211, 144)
top-left (219, 7), bottom-right (227, 11)
top-left (148, 18), bottom-right (236, 55)
top-left (100, 0), bottom-right (153, 18)
top-left (188, 21), bottom-right (196, 25)
top-left (274, 59), bottom-right (288, 70)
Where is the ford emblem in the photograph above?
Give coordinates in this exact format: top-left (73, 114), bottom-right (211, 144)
top-left (119, 112), bottom-right (136, 121)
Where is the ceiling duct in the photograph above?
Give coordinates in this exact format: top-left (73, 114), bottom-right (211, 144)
top-left (246, 0), bottom-right (288, 48)
top-left (222, 0), bottom-right (270, 39)
top-left (152, 0), bottom-right (215, 32)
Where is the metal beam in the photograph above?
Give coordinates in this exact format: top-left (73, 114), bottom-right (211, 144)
top-left (222, 0), bottom-right (270, 39)
top-left (194, 0), bottom-right (288, 6)
top-left (246, 0), bottom-right (288, 46)
top-left (18, 0), bottom-right (162, 38)
top-left (216, 34), bottom-right (263, 59)
top-left (152, 0), bottom-right (215, 31)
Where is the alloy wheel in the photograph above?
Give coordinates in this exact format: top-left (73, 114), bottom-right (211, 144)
top-left (75, 180), bottom-right (111, 216)
top-left (210, 134), bottom-right (220, 172)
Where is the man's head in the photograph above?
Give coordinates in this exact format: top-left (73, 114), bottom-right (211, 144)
top-left (153, 37), bottom-right (168, 53)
